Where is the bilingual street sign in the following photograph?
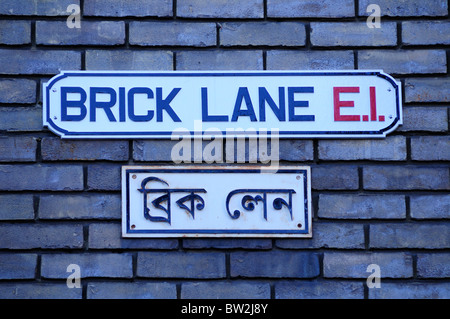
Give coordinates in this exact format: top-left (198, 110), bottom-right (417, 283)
top-left (122, 165), bottom-right (311, 238)
top-left (43, 70), bottom-right (402, 139)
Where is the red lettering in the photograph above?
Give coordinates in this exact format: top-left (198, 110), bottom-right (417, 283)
top-left (333, 87), bottom-right (360, 121)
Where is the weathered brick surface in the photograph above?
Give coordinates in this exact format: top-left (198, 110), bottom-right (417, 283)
top-left (410, 195), bottom-right (450, 219)
top-left (267, 50), bottom-right (354, 70)
top-left (311, 22), bottom-right (397, 47)
top-left (130, 22), bottom-right (216, 47)
top-left (41, 253), bottom-right (133, 278)
top-left (41, 138), bottom-right (129, 161)
top-left (86, 50), bottom-right (173, 70)
top-left (84, 0), bottom-right (173, 17)
top-left (0, 79), bottom-right (36, 104)
top-left (0, 21), bottom-right (30, 44)
top-left (0, 136), bottom-right (37, 162)
top-left (230, 251), bottom-right (320, 278)
top-left (359, 0), bottom-right (448, 17)
top-left (358, 50), bottom-right (447, 75)
top-left (402, 21), bottom-right (450, 45)
top-left (177, 0), bottom-right (264, 18)
top-left (87, 282), bottom-right (177, 299)
top-left (370, 223), bottom-right (450, 249)
top-left (137, 252), bottom-right (226, 279)
top-left (0, 194), bottom-right (34, 220)
top-left (324, 252), bottom-right (413, 278)
top-left (220, 22), bottom-right (306, 47)
top-left (318, 194), bottom-right (406, 219)
top-left (275, 281), bottom-right (364, 299)
top-left (0, 49), bottom-right (81, 74)
top-left (36, 21), bottom-right (125, 46)
top-left (318, 136), bottom-right (406, 161)
top-left (181, 281), bottom-right (271, 299)
top-left (0, 0), bottom-right (448, 300)
top-left (176, 50), bottom-right (263, 70)
top-left (363, 166), bottom-right (449, 190)
top-left (268, 0), bottom-right (354, 18)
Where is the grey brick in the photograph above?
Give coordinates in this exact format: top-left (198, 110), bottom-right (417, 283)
top-left (276, 223), bottom-right (365, 249)
top-left (359, 0), bottom-right (448, 16)
top-left (312, 165), bottom-right (359, 190)
top-left (417, 254), bottom-right (450, 278)
top-left (181, 281), bottom-right (270, 299)
top-left (318, 194), bottom-right (406, 219)
top-left (231, 251), bottom-right (319, 278)
top-left (0, 79), bottom-right (36, 104)
top-left (137, 252), bottom-right (226, 279)
top-left (177, 0), bottom-right (264, 18)
top-left (358, 50), bottom-right (447, 75)
top-left (311, 22), bottom-right (397, 47)
top-left (318, 136), bottom-right (406, 161)
top-left (0, 107), bottom-right (42, 131)
top-left (267, 50), bottom-right (354, 70)
top-left (324, 252), bottom-right (413, 278)
top-left (133, 140), bottom-right (179, 161)
top-left (0, 136), bottom-right (37, 162)
top-left (88, 223), bottom-right (178, 250)
top-left (41, 253), bottom-right (133, 278)
top-left (0, 20), bottom-right (30, 44)
top-left (402, 21), bottom-right (450, 45)
top-left (87, 163), bottom-right (121, 191)
top-left (275, 281), bottom-right (364, 299)
top-left (39, 194), bottom-right (121, 220)
top-left (370, 223), bottom-right (450, 249)
top-left (363, 165), bottom-right (449, 190)
top-left (36, 21), bottom-right (125, 46)
top-left (176, 50), bottom-right (263, 70)
top-left (0, 283), bottom-right (81, 299)
top-left (405, 78), bottom-right (450, 103)
top-left (0, 194), bottom-right (34, 220)
top-left (0, 224), bottom-right (83, 249)
top-left (279, 140), bottom-right (314, 161)
top-left (86, 50), bottom-right (173, 70)
top-left (220, 22), bottom-right (306, 47)
top-left (183, 238), bottom-right (271, 249)
top-left (410, 195), bottom-right (450, 219)
top-left (0, 254), bottom-right (37, 279)
top-left (411, 136), bottom-right (450, 161)
top-left (130, 22), bottom-right (216, 47)
top-left (0, 164), bottom-right (83, 191)
top-left (87, 282), bottom-right (177, 299)
top-left (0, 49), bottom-right (81, 75)
top-left (0, 0), bottom-right (79, 16)
top-left (369, 282), bottom-right (450, 299)
top-left (398, 106), bottom-right (448, 132)
top-left (268, 0), bottom-right (354, 17)
top-left (84, 0), bottom-right (172, 17)
top-left (41, 138), bottom-right (129, 161)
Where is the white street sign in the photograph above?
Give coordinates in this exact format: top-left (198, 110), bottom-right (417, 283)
top-left (44, 70), bottom-right (402, 139)
top-left (122, 165), bottom-right (312, 238)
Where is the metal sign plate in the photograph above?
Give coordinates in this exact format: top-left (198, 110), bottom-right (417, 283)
top-left (122, 165), bottom-right (312, 238)
top-left (44, 70), bottom-right (402, 139)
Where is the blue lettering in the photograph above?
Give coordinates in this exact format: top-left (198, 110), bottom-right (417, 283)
top-left (259, 87), bottom-right (285, 122)
top-left (288, 87), bottom-right (315, 121)
top-left (61, 87), bottom-right (87, 121)
top-left (127, 87), bottom-right (154, 122)
top-left (231, 87), bottom-right (257, 122)
top-left (90, 87), bottom-right (117, 122)
top-left (201, 87), bottom-right (229, 122)
top-left (156, 87), bottom-right (181, 122)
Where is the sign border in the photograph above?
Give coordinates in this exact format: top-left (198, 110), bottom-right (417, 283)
top-left (44, 70), bottom-right (402, 139)
top-left (121, 165), bottom-right (312, 238)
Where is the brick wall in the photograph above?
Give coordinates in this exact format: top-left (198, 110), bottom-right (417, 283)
top-left (0, 0), bottom-right (449, 299)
